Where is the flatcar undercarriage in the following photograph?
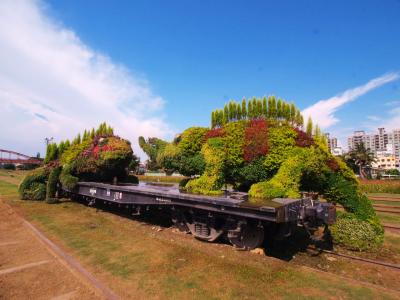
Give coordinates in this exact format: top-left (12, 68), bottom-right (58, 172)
top-left (63, 182), bottom-right (336, 250)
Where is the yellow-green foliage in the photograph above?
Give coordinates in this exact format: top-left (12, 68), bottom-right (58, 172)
top-left (156, 143), bottom-right (180, 173)
top-left (249, 146), bottom-right (326, 201)
top-left (331, 212), bottom-right (384, 251)
top-left (59, 164), bottom-right (79, 190)
top-left (178, 127), bottom-right (209, 156)
top-left (19, 167), bottom-right (49, 200)
top-left (263, 125), bottom-right (297, 174)
top-left (98, 137), bottom-right (132, 161)
top-left (222, 121), bottom-right (246, 166)
top-left (60, 139), bottom-right (92, 165)
top-left (185, 137), bottom-right (225, 195)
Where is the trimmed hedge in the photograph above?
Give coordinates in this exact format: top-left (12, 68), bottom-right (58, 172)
top-left (19, 167), bottom-right (49, 200)
top-left (331, 212), bottom-right (384, 251)
top-left (46, 166), bottom-right (62, 201)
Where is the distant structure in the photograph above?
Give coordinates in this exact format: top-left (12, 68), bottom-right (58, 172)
top-left (0, 149), bottom-right (42, 166)
top-left (325, 133), bottom-right (342, 156)
top-left (347, 128), bottom-right (400, 169)
top-left (325, 133), bottom-right (337, 151)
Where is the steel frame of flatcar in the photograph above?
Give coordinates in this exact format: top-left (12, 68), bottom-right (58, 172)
top-left (62, 182), bottom-right (333, 249)
top-left (68, 182), bottom-right (305, 224)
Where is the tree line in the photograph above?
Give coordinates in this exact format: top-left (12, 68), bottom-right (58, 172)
top-left (210, 96), bottom-right (304, 128)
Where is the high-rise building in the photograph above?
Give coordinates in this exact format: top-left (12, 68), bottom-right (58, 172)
top-left (325, 133), bottom-right (338, 152)
top-left (347, 128), bottom-right (400, 169)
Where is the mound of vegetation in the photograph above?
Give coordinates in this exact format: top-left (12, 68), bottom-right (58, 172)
top-left (19, 123), bottom-right (135, 203)
top-left (148, 96), bottom-right (383, 251)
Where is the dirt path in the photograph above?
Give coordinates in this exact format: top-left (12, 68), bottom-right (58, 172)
top-left (0, 200), bottom-right (115, 300)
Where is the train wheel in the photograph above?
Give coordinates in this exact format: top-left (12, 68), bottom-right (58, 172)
top-left (172, 217), bottom-right (190, 233)
top-left (171, 210), bottom-right (190, 233)
top-left (228, 225), bottom-right (264, 250)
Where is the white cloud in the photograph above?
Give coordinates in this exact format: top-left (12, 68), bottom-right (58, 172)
top-left (384, 100), bottom-right (400, 107)
top-left (0, 0), bottom-right (173, 158)
top-left (302, 72), bottom-right (399, 129)
top-left (366, 115), bottom-right (381, 122)
top-left (379, 106), bottom-right (400, 131)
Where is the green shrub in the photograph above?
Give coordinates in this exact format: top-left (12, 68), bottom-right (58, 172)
top-left (157, 143), bottom-right (180, 174)
top-left (177, 153), bottom-right (206, 176)
top-left (2, 163), bottom-right (16, 170)
top-left (233, 157), bottom-right (270, 191)
top-left (222, 121), bottom-right (246, 167)
top-left (178, 127), bottom-right (209, 156)
top-left (331, 212), bottom-right (384, 251)
top-left (122, 175), bottom-right (139, 184)
top-left (324, 173), bottom-right (376, 220)
top-left (60, 139), bottom-right (92, 165)
top-left (19, 167), bottom-right (49, 200)
top-left (263, 125), bottom-right (297, 174)
top-left (59, 164), bottom-right (79, 190)
top-left (46, 166), bottom-right (62, 201)
top-left (179, 178), bottom-right (191, 188)
top-left (249, 147), bottom-right (320, 200)
top-left (25, 182), bottom-right (47, 200)
top-left (183, 137), bottom-right (225, 195)
top-left (185, 174), bottom-right (224, 196)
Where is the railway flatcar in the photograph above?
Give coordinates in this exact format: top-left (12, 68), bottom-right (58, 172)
top-left (62, 182), bottom-right (336, 250)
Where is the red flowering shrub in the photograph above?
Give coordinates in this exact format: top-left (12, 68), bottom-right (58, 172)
top-left (205, 127), bottom-right (225, 139)
top-left (243, 120), bottom-right (268, 162)
top-left (294, 128), bottom-right (314, 147)
top-left (326, 158), bottom-right (339, 171)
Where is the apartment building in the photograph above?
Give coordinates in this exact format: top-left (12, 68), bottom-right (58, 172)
top-left (325, 133), bottom-right (338, 152)
top-left (347, 128), bottom-right (400, 169)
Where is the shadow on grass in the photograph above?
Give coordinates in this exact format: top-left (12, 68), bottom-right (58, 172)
top-left (263, 227), bottom-right (334, 261)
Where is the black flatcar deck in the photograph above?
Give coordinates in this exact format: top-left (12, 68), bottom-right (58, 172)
top-left (74, 181), bottom-right (306, 223)
top-left (64, 181), bottom-right (335, 249)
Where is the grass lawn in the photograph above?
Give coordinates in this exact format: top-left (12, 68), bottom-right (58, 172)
top-left (368, 193), bottom-right (400, 199)
top-left (377, 212), bottom-right (400, 226)
top-left (1, 171), bottom-right (399, 299)
top-left (373, 200), bottom-right (400, 207)
top-left (137, 175), bottom-right (185, 183)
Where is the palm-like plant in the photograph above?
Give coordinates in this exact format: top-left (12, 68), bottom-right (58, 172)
top-left (345, 142), bottom-right (376, 179)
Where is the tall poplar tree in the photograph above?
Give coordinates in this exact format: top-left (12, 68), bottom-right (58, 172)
top-left (269, 96), bottom-right (277, 119)
top-left (290, 103), bottom-right (296, 122)
top-left (262, 96), bottom-right (268, 117)
top-left (248, 100), bottom-right (253, 119)
top-left (237, 102), bottom-right (242, 120)
top-left (277, 99), bottom-right (283, 119)
top-left (241, 98), bottom-right (247, 119)
top-left (256, 99), bottom-right (262, 119)
top-left (223, 104), bottom-right (229, 124)
top-left (252, 97), bottom-right (257, 118)
top-left (306, 117), bottom-right (313, 135)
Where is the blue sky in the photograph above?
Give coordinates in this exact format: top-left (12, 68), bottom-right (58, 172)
top-left (1, 0), bottom-right (400, 157)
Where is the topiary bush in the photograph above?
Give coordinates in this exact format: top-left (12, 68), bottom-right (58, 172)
top-left (330, 212), bottom-right (384, 251)
top-left (46, 166), bottom-right (62, 201)
top-left (263, 124), bottom-right (297, 175)
top-left (161, 96), bottom-right (384, 251)
top-left (178, 127), bottom-right (209, 156)
top-left (184, 137), bottom-right (225, 195)
top-left (19, 167), bottom-right (49, 200)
